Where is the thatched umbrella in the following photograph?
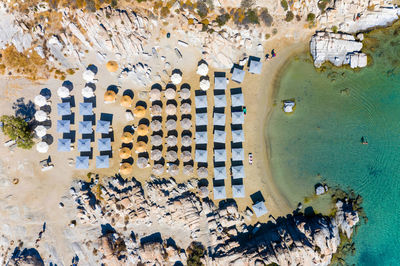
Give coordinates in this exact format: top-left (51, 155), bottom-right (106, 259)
top-left (106, 60), bottom-right (119, 72)
top-left (82, 86), bottom-right (94, 98)
top-left (181, 135), bottom-right (192, 147)
top-left (180, 103), bottom-right (191, 114)
top-left (35, 110), bottom-right (47, 122)
top-left (134, 106), bottom-right (146, 118)
top-left (119, 147), bottom-right (131, 159)
top-left (149, 89), bottom-right (161, 102)
top-left (197, 167), bottom-right (208, 178)
top-left (35, 125), bottom-right (47, 138)
top-left (166, 135), bottom-right (177, 147)
top-left (200, 78), bottom-right (210, 91)
top-left (151, 135), bottom-right (163, 146)
top-left (104, 90), bottom-right (116, 103)
top-left (168, 164), bottom-right (179, 176)
top-left (199, 186), bottom-right (209, 198)
top-left (34, 95), bottom-right (47, 107)
top-left (165, 104), bottom-right (177, 116)
top-left (171, 72), bottom-right (182, 85)
top-left (150, 149), bottom-right (162, 161)
top-left (36, 141), bottom-right (49, 153)
top-left (137, 124), bottom-right (149, 136)
top-left (150, 120), bottom-right (162, 131)
top-left (165, 88), bottom-right (176, 100)
top-left (179, 88), bottom-right (191, 100)
top-left (57, 86), bottom-right (70, 98)
top-left (120, 163), bottom-right (133, 175)
top-left (134, 141), bottom-right (147, 153)
top-left (181, 151), bottom-right (192, 162)
top-left (122, 132), bottom-right (133, 143)
top-left (166, 150), bottom-right (178, 161)
top-left (183, 165), bottom-right (194, 176)
top-left (180, 118), bottom-right (192, 130)
top-left (165, 119), bottom-right (177, 131)
top-left (120, 95), bottom-right (132, 108)
top-left (153, 164), bottom-right (164, 175)
top-left (197, 62), bottom-right (209, 76)
top-left (137, 157), bottom-right (149, 169)
top-left (150, 104), bottom-right (162, 116)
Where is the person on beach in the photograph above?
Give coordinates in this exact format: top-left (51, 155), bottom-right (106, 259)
top-left (272, 49), bottom-right (276, 57)
top-left (265, 54), bottom-right (270, 60)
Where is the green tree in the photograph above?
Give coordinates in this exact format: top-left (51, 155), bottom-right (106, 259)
top-left (281, 0), bottom-right (288, 10)
top-left (307, 13), bottom-right (316, 23)
top-left (285, 11), bottom-right (294, 22)
top-left (187, 242), bottom-right (206, 266)
top-left (1, 115), bottom-right (34, 149)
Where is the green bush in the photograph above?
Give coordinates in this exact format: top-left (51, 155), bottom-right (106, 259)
top-left (187, 242), bottom-right (206, 266)
top-left (317, 0), bottom-right (330, 12)
top-left (285, 11), bottom-right (294, 22)
top-left (281, 0), bottom-right (288, 10)
top-left (196, 1), bottom-right (208, 18)
top-left (216, 13), bottom-right (230, 26)
top-left (243, 9), bottom-right (259, 24)
top-left (307, 12), bottom-right (316, 22)
top-left (1, 115), bottom-right (34, 149)
top-left (260, 8), bottom-right (273, 26)
top-left (332, 25), bottom-right (338, 33)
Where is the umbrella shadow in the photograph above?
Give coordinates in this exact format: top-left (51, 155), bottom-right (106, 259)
top-left (62, 113), bottom-right (75, 125)
top-left (122, 157), bottom-right (134, 165)
top-left (172, 69), bottom-right (182, 76)
top-left (137, 135), bottom-right (148, 143)
top-left (123, 125), bottom-right (134, 134)
top-left (12, 98), bottom-right (35, 120)
top-left (106, 85), bottom-right (119, 94)
top-left (87, 64), bottom-right (98, 74)
top-left (62, 80), bottom-right (74, 91)
top-left (40, 88), bottom-right (51, 99)
top-left (82, 132), bottom-right (95, 142)
top-left (250, 191), bottom-right (265, 204)
top-left (166, 99), bottom-right (177, 106)
top-left (40, 105), bottom-right (52, 113)
top-left (80, 148), bottom-right (93, 159)
top-left (85, 82), bottom-right (96, 91)
top-left (100, 113), bottom-right (113, 124)
top-left (42, 134), bottom-right (54, 145)
top-left (123, 89), bottom-right (134, 98)
top-left (181, 83), bottom-right (191, 90)
top-left (151, 83), bottom-right (162, 91)
top-left (166, 83), bottom-right (176, 91)
top-left (62, 95), bottom-right (75, 108)
top-left (84, 96), bottom-right (97, 108)
top-left (136, 100), bottom-right (147, 109)
top-left (214, 72), bottom-right (226, 78)
top-left (63, 130), bottom-right (76, 143)
top-left (100, 150), bottom-right (113, 158)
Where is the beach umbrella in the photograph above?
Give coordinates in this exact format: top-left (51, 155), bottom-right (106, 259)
top-left (57, 86), bottom-right (70, 98)
top-left (195, 149), bottom-right (207, 163)
top-left (213, 186), bottom-right (226, 200)
top-left (166, 150), bottom-right (178, 162)
top-left (179, 88), bottom-right (190, 100)
top-left (165, 88), bottom-right (176, 100)
top-left (200, 78), bottom-right (210, 91)
top-left (57, 102), bottom-right (71, 116)
top-left (165, 119), bottom-right (177, 131)
top-left (83, 69), bottom-right (95, 82)
top-left (79, 102), bottom-right (93, 116)
top-left (180, 118), bottom-right (192, 130)
top-left (98, 138), bottom-right (111, 152)
top-left (180, 103), bottom-right (191, 115)
top-left (34, 95), bottom-right (47, 107)
top-left (134, 106), bottom-right (146, 118)
top-left (96, 120), bottom-right (110, 134)
top-left (149, 88), bottom-right (161, 101)
top-left (152, 164), bottom-right (164, 175)
top-left (76, 156), bottom-right (89, 169)
top-left (58, 138), bottom-right (71, 152)
top-left (231, 93), bottom-right (244, 107)
top-left (120, 95), bottom-right (132, 108)
top-left (137, 157), bottom-right (149, 169)
top-left (150, 120), bottom-right (162, 132)
top-left (150, 149), bottom-right (162, 161)
top-left (232, 184), bottom-right (245, 198)
top-left (104, 90), bottom-right (116, 103)
top-left (119, 147), bottom-right (132, 159)
top-left (252, 201), bottom-right (268, 217)
top-left (199, 186), bottom-right (209, 198)
top-left (35, 110), bottom-right (47, 122)
top-left (36, 141), bottom-right (49, 153)
top-left (122, 132), bottom-right (133, 143)
top-left (57, 120), bottom-right (70, 133)
top-left (171, 72), bottom-right (182, 85)
top-left (181, 135), bottom-right (192, 147)
top-left (78, 139), bottom-right (91, 152)
top-left (150, 104), bottom-right (162, 116)
top-left (183, 165), bottom-right (194, 176)
top-left (181, 151), bottom-right (192, 162)
top-left (96, 155), bottom-right (109, 169)
top-left (82, 86), bottom-right (94, 98)
top-left (197, 62), bottom-right (209, 76)
top-left (165, 104), bottom-right (177, 116)
top-left (151, 135), bottom-right (162, 146)
top-left (106, 60), bottom-right (119, 72)
top-left (195, 113), bottom-right (208, 126)
top-left (137, 124), bottom-right (149, 136)
top-left (197, 167), bottom-right (208, 178)
top-left (168, 164), bottom-right (179, 176)
top-left (134, 141), bottom-right (147, 153)
top-left (166, 135), bottom-right (177, 147)
top-left (195, 131), bottom-right (207, 145)
top-left (34, 125), bottom-right (47, 138)
top-left (79, 121), bottom-right (93, 134)
top-left (120, 163), bottom-right (133, 175)
top-left (194, 95), bottom-right (207, 108)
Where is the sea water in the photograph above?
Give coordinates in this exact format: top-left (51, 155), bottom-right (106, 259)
top-left (268, 28), bottom-right (400, 265)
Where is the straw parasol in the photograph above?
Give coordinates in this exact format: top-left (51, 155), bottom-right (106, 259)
top-left (120, 163), bottom-right (133, 175)
top-left (168, 164), bottom-right (179, 176)
top-left (150, 104), bottom-right (162, 116)
top-left (151, 135), bottom-right (163, 146)
top-left (180, 103), bottom-right (191, 114)
top-left (83, 69), bottom-right (95, 82)
top-left (200, 78), bottom-right (210, 91)
top-left (82, 86), bottom-right (94, 98)
top-left (106, 61), bottom-right (119, 72)
top-left (199, 186), bottom-right (209, 198)
top-left (181, 151), bottom-right (192, 162)
top-left (104, 90), bottom-right (116, 103)
top-left (165, 88), bottom-right (176, 100)
top-left (149, 88), bottom-right (161, 101)
top-left (36, 141), bottom-right (49, 153)
top-left (180, 118), bottom-right (192, 130)
top-left (134, 106), bottom-right (146, 118)
top-left (179, 88), bottom-right (191, 100)
top-left (57, 86), bottom-right (70, 98)
top-left (197, 167), bottom-right (208, 178)
top-left (134, 141), bottom-right (147, 153)
top-left (181, 135), bottom-right (192, 147)
top-left (35, 125), bottom-right (47, 137)
top-left (122, 132), bottom-right (133, 143)
top-left (165, 104), bottom-right (177, 116)
top-left (137, 157), bottom-right (149, 169)
top-left (150, 149), bottom-right (162, 161)
top-left (166, 135), bottom-right (177, 147)
top-left (171, 72), bottom-right (182, 85)
top-left (166, 150), bottom-right (178, 162)
top-left (197, 62), bottom-right (209, 76)
top-left (119, 147), bottom-right (132, 159)
top-left (137, 124), bottom-right (149, 136)
top-left (150, 120), bottom-right (162, 131)
top-left (120, 95), bottom-right (132, 108)
top-left (183, 165), bottom-right (194, 176)
top-left (34, 95), bottom-right (47, 107)
top-left (35, 110), bottom-right (47, 122)
top-left (153, 164), bottom-right (164, 175)
top-left (165, 119), bottom-right (177, 131)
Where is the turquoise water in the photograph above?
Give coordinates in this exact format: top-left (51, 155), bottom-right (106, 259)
top-left (268, 30), bottom-right (400, 265)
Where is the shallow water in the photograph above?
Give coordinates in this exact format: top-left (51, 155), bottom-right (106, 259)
top-left (268, 29), bottom-right (400, 265)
